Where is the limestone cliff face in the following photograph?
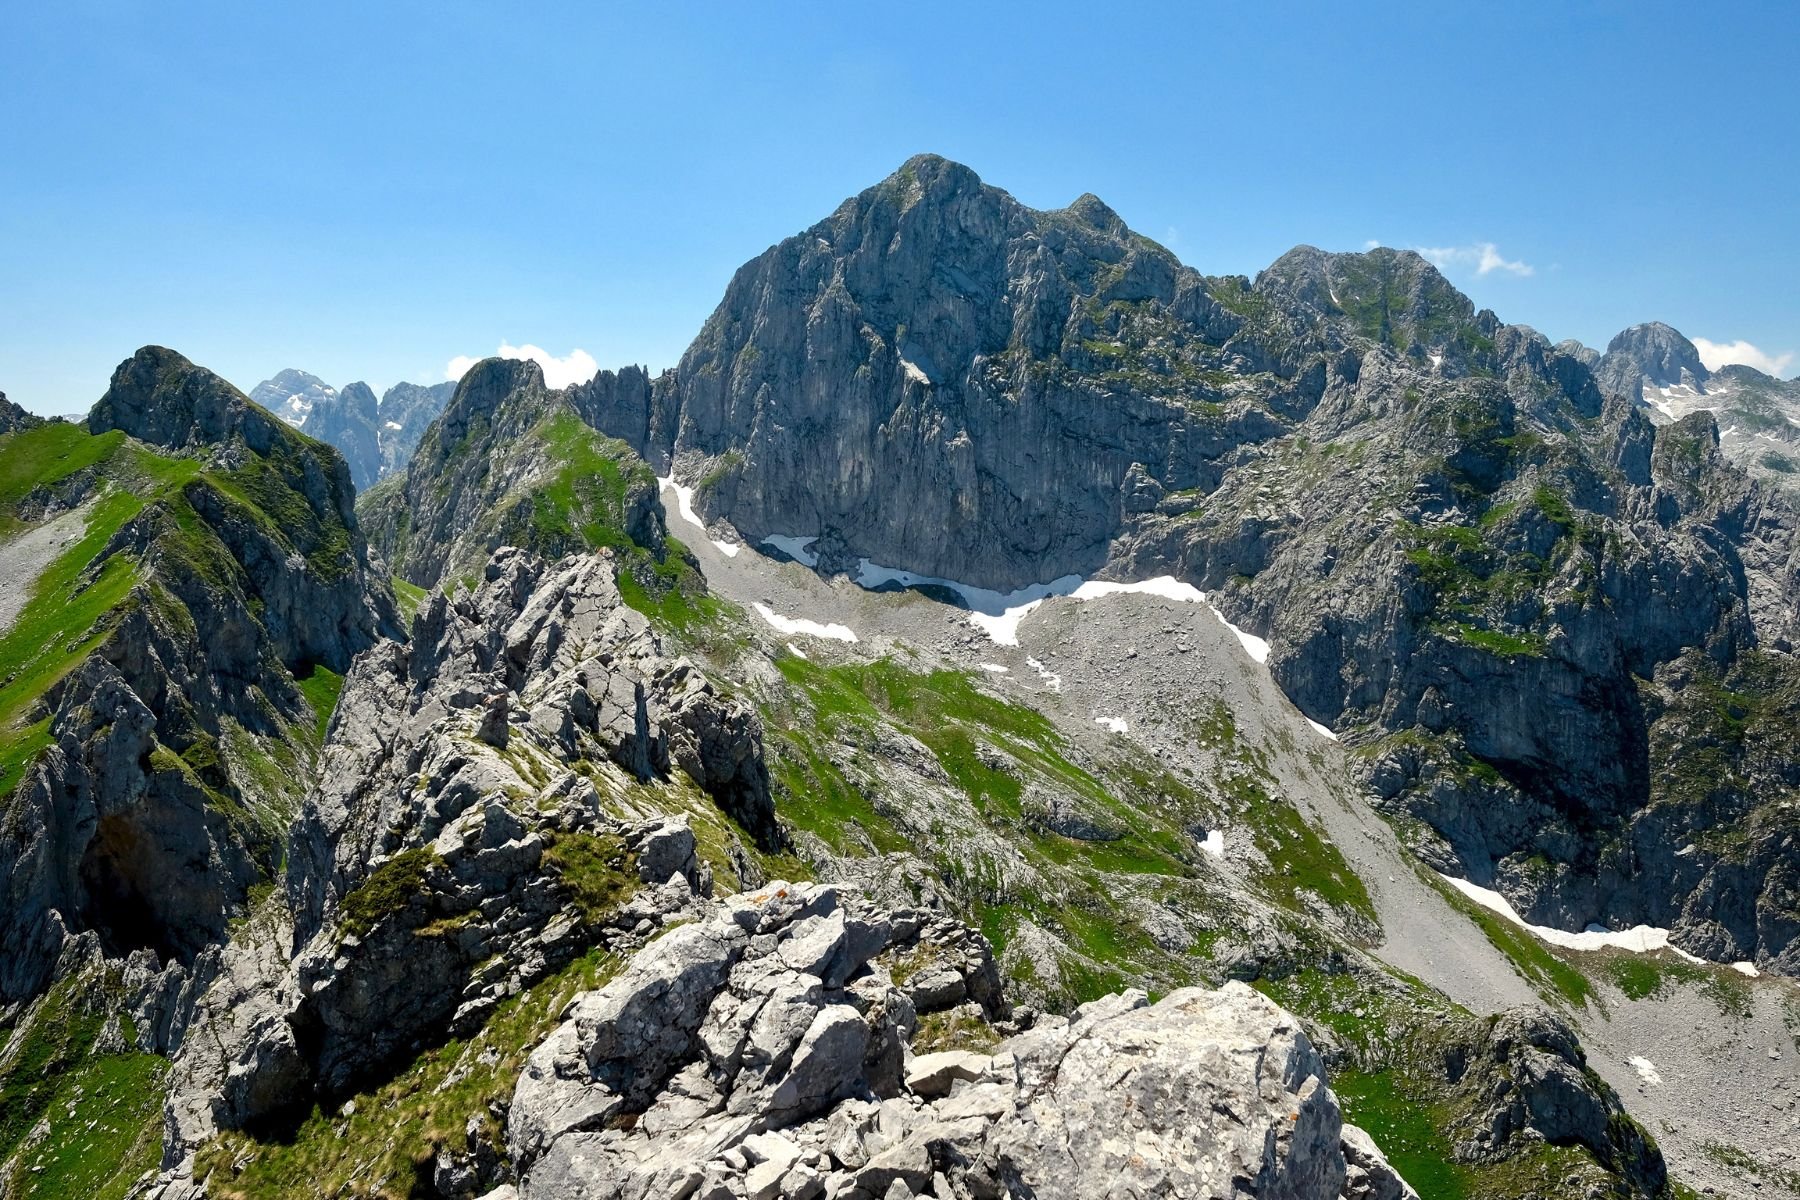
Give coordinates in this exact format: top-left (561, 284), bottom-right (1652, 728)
top-left (375, 379), bottom-right (454, 477)
top-left (586, 157), bottom-right (1800, 973)
top-left (603, 153), bottom-right (1255, 591)
top-left (302, 380), bottom-right (382, 491)
top-left (0, 346), bottom-right (398, 1006)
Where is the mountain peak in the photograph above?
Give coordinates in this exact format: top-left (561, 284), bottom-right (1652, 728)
top-left (1063, 192), bottom-right (1124, 233)
top-left (1601, 321), bottom-right (1707, 390)
top-left (249, 367), bottom-right (336, 428)
top-left (89, 345), bottom-right (285, 452)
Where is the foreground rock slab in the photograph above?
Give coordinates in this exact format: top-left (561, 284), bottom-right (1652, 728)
top-left (510, 880), bottom-right (1414, 1200)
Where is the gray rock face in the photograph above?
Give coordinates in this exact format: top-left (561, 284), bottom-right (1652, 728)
top-left (304, 380), bottom-right (382, 491)
top-left (377, 379), bottom-right (455, 477)
top-left (162, 547), bottom-right (776, 1158)
top-left (607, 153), bottom-right (1264, 592)
top-left (0, 390), bottom-right (41, 435)
top-left (510, 881), bottom-right (1413, 1200)
top-left (99, 346), bottom-right (303, 459)
top-left (1596, 321), bottom-right (1709, 396)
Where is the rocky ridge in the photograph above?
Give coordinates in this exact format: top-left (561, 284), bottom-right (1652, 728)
top-left (358, 358), bottom-right (669, 591)
top-left (1, 345), bottom-right (396, 1040)
top-left (140, 545), bottom-right (1666, 1199)
top-left (157, 546), bottom-right (775, 1171)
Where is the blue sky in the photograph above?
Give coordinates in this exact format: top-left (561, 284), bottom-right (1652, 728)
top-left (3, 1), bottom-right (1797, 414)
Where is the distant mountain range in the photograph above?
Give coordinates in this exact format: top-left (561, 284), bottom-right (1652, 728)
top-left (1569, 320), bottom-right (1800, 485)
top-left (245, 369), bottom-right (455, 489)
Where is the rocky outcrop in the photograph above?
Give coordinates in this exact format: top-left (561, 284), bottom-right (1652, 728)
top-left (359, 360), bottom-right (667, 589)
top-left (161, 546), bottom-right (777, 1160)
top-left (0, 390), bottom-right (41, 434)
top-left (510, 880), bottom-right (1415, 1200)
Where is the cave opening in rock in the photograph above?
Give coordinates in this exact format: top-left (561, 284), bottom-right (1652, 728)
top-left (78, 810), bottom-right (190, 963)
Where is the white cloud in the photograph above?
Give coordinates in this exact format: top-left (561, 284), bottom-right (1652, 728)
top-left (444, 342), bottom-right (600, 389)
top-left (1691, 337), bottom-right (1795, 378)
top-left (1416, 241), bottom-right (1534, 278)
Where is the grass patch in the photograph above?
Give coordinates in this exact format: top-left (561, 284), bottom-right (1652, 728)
top-left (292, 664), bottom-right (344, 744)
top-left (339, 848), bottom-right (438, 939)
top-left (1332, 1069), bottom-right (1471, 1200)
top-left (391, 575), bottom-right (427, 622)
top-left (0, 970), bottom-right (169, 1200)
top-left (540, 832), bottom-right (638, 922)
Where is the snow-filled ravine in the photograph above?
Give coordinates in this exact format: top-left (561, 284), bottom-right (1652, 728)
top-left (659, 477), bottom-right (741, 557)
top-left (745, 533), bottom-right (1345, 739)
top-left (1441, 874), bottom-right (1763, 975)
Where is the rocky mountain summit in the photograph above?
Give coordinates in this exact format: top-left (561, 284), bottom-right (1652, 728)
top-left (359, 358), bottom-right (668, 591)
top-left (1591, 321), bottom-right (1800, 488)
top-left (0, 343), bottom-right (396, 1051)
top-left (249, 367), bottom-right (336, 428)
top-left (580, 155), bottom-right (1800, 981)
top-left (302, 380), bottom-right (383, 490)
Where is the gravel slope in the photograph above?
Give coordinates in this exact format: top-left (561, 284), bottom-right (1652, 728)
top-left (0, 502), bottom-right (91, 635)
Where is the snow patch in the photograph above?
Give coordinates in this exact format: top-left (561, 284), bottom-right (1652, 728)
top-left (978, 663), bottom-right (1009, 674)
top-left (761, 534), bottom-right (820, 567)
top-left (1200, 830), bottom-right (1226, 860)
top-left (1626, 1056), bottom-right (1662, 1086)
top-left (751, 603), bottom-right (857, 643)
top-left (659, 476), bottom-right (740, 557)
top-left (899, 357), bottom-right (931, 386)
top-left (1429, 353), bottom-right (1443, 370)
top-left (844, 561), bottom-right (1275, 666)
top-left (1214, 613), bottom-right (1271, 664)
top-left (384, 420), bottom-right (403, 430)
top-left (1026, 657), bottom-right (1062, 693)
top-left (854, 558), bottom-right (1083, 646)
top-left (1304, 717), bottom-right (1339, 741)
top-left (1441, 874), bottom-right (1706, 960)
top-left (1094, 716), bottom-right (1128, 734)
top-left (1731, 961), bottom-right (1760, 977)
top-left (785, 642), bottom-right (809, 660)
